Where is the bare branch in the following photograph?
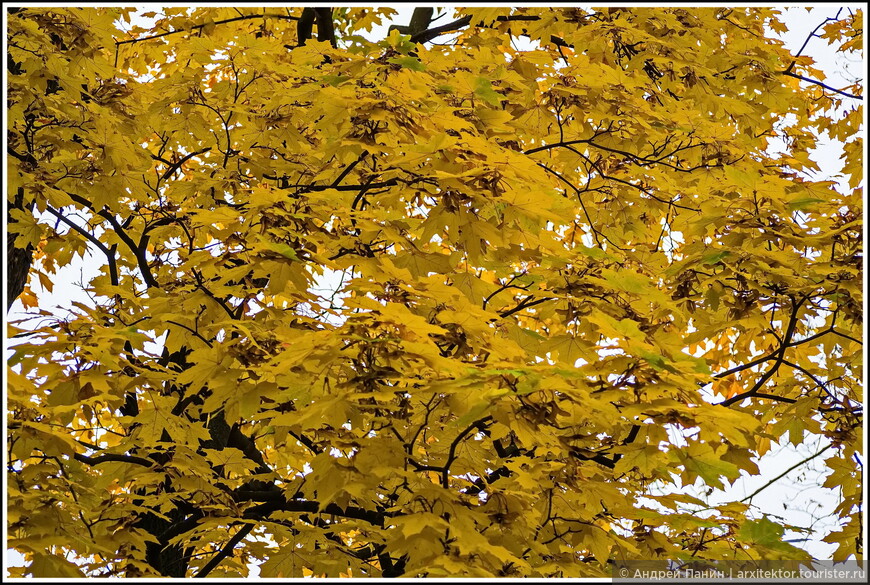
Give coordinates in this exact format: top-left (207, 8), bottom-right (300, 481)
top-left (45, 206), bottom-right (119, 286)
top-left (741, 444), bottom-right (833, 503)
top-left (74, 452), bottom-right (156, 468)
top-left (782, 71), bottom-right (862, 100)
top-left (719, 295), bottom-right (807, 407)
top-left (116, 13), bottom-right (299, 47)
top-left (194, 523), bottom-right (254, 578)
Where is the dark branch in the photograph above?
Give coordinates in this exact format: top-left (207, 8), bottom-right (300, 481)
top-left (831, 328), bottom-right (862, 345)
top-left (235, 492), bottom-right (392, 527)
top-left (194, 523), bottom-right (254, 578)
top-left (116, 13), bottom-right (299, 46)
top-left (44, 206), bottom-right (119, 286)
top-left (441, 416), bottom-right (493, 487)
top-left (778, 9), bottom-right (860, 100)
top-left (409, 13), bottom-right (568, 47)
top-left (497, 296), bottom-right (555, 319)
top-left (314, 8), bottom-right (336, 48)
top-left (751, 393), bottom-right (798, 404)
top-left (7, 146), bottom-right (37, 166)
top-left (785, 9), bottom-right (843, 73)
top-left (410, 15), bottom-right (471, 44)
top-left (719, 296), bottom-right (806, 407)
top-left (408, 8), bottom-right (434, 37)
top-left (782, 71), bottom-right (862, 100)
top-left (330, 153), bottom-right (366, 188)
top-left (64, 191), bottom-right (159, 288)
top-left (74, 452), bottom-right (156, 468)
top-left (571, 450), bottom-right (617, 469)
top-left (288, 430), bottom-right (322, 455)
top-left (713, 321), bottom-right (851, 382)
top-left (165, 320), bottom-right (214, 348)
top-left (296, 8), bottom-right (315, 47)
top-left (156, 148), bottom-right (211, 183)
top-left (192, 268), bottom-right (238, 320)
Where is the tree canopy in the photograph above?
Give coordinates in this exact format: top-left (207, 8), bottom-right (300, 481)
top-left (6, 6), bottom-right (864, 578)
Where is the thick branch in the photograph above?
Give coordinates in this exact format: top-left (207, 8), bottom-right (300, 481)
top-left (409, 13), bottom-right (568, 47)
top-left (314, 8), bottom-right (336, 48)
top-left (236, 493), bottom-right (392, 527)
top-left (288, 430), bottom-right (322, 455)
top-left (156, 147), bottom-right (211, 183)
top-left (408, 8), bottom-right (434, 37)
top-left (330, 153), bottom-right (366, 188)
top-left (497, 295), bottom-right (555, 319)
top-left (65, 191), bottom-right (159, 288)
top-left (571, 450), bottom-right (617, 469)
top-left (45, 206), bottom-right (119, 286)
top-left (296, 8), bottom-right (315, 47)
top-left (74, 452), bottom-right (156, 468)
top-left (410, 15), bottom-right (471, 44)
top-left (194, 523), bottom-right (254, 578)
top-left (7, 187), bottom-right (35, 311)
top-left (441, 416), bottom-right (493, 488)
top-left (719, 296), bottom-right (806, 407)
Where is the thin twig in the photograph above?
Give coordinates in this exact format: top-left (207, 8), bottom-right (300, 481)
top-left (782, 71), bottom-right (862, 100)
top-left (116, 13), bottom-right (298, 46)
top-left (741, 444), bottom-right (832, 503)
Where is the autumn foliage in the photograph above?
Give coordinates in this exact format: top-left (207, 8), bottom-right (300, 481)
top-left (6, 6), bottom-right (864, 578)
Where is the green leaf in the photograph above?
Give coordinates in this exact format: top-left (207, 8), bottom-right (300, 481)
top-left (474, 77), bottom-right (504, 106)
top-left (322, 74), bottom-right (352, 86)
top-left (387, 56), bottom-right (426, 71)
top-left (738, 516), bottom-right (784, 547)
top-left (672, 441), bottom-right (741, 489)
top-left (700, 250), bottom-right (731, 265)
top-left (266, 241), bottom-right (299, 261)
top-left (599, 268), bottom-right (650, 295)
top-left (786, 197), bottom-right (826, 211)
top-left (639, 351), bottom-right (677, 373)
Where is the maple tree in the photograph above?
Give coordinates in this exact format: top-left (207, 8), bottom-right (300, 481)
top-left (5, 6), bottom-right (864, 578)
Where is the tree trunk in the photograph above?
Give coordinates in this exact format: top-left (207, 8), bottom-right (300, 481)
top-left (7, 188), bottom-right (34, 311)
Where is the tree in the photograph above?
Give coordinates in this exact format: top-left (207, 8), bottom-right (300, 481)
top-left (6, 6), bottom-right (863, 578)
